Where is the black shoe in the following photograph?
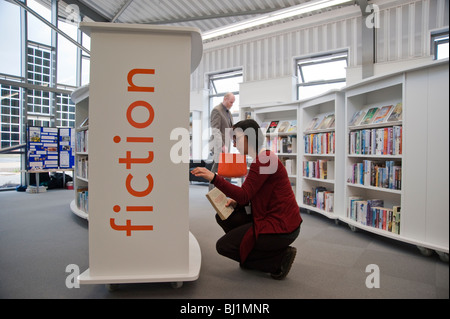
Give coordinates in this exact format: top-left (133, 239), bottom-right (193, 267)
top-left (271, 246), bottom-right (297, 280)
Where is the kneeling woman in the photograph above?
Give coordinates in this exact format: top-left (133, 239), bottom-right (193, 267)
top-left (191, 119), bottom-right (302, 279)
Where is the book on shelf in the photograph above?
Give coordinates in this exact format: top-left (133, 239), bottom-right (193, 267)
top-left (347, 160), bottom-right (402, 190)
top-left (372, 105), bottom-right (394, 124)
top-left (280, 157), bottom-right (297, 175)
top-left (266, 120), bottom-right (280, 134)
top-left (348, 109), bottom-right (366, 126)
top-left (76, 186), bottom-right (89, 213)
top-left (286, 120), bottom-right (297, 133)
top-left (349, 126), bottom-right (402, 156)
top-left (359, 107), bottom-right (380, 125)
top-left (347, 197), bottom-right (400, 234)
top-left (387, 103), bottom-right (402, 122)
top-left (303, 159), bottom-right (335, 180)
top-left (206, 187), bottom-right (234, 220)
top-left (326, 114), bottom-right (335, 129)
top-left (317, 113), bottom-right (335, 130)
top-left (79, 117), bottom-right (89, 128)
top-left (392, 206), bottom-right (401, 235)
top-left (260, 121), bottom-right (270, 133)
top-left (266, 135), bottom-right (297, 153)
top-left (305, 114), bottom-right (326, 131)
top-left (303, 187), bottom-right (334, 212)
top-left (276, 121), bottom-right (291, 133)
top-left (348, 196), bottom-right (363, 219)
top-left (304, 131), bottom-right (335, 155)
top-left (76, 129), bottom-right (89, 153)
top-left (76, 156), bottom-right (89, 180)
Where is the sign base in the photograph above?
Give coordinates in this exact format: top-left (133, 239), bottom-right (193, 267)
top-left (78, 232), bottom-right (201, 285)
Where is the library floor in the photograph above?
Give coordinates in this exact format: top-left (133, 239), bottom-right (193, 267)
top-left (0, 185), bottom-right (448, 299)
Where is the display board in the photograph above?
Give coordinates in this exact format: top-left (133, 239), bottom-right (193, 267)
top-left (59, 128), bottom-right (75, 169)
top-left (27, 126), bottom-right (74, 170)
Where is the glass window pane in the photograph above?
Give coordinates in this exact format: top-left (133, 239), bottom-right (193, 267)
top-left (0, 1), bottom-right (21, 76)
top-left (301, 60), bottom-right (347, 83)
top-left (437, 41), bottom-right (449, 60)
top-left (27, 0), bottom-right (52, 46)
top-left (81, 57), bottom-right (90, 86)
top-left (57, 20), bottom-right (78, 86)
top-left (211, 75), bottom-right (243, 93)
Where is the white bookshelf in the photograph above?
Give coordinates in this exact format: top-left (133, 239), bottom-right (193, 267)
top-left (70, 85), bottom-right (89, 220)
top-left (242, 102), bottom-right (299, 199)
top-left (340, 60), bottom-right (449, 260)
top-left (343, 77), bottom-right (403, 238)
top-left (298, 90), bottom-right (345, 221)
top-left (239, 60), bottom-right (448, 261)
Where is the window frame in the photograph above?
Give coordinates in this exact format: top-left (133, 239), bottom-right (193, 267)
top-left (431, 30), bottom-right (449, 60)
top-left (295, 51), bottom-right (348, 100)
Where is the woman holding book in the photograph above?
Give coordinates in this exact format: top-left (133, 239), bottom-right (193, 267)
top-left (191, 119), bottom-right (302, 280)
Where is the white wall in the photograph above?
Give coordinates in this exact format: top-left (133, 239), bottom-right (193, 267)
top-left (191, 0), bottom-right (449, 94)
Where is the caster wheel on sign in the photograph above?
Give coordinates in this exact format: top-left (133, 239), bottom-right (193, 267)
top-left (417, 246), bottom-right (434, 257)
top-left (171, 282), bottom-right (183, 289)
top-left (436, 251), bottom-right (449, 263)
top-left (106, 284), bottom-right (119, 292)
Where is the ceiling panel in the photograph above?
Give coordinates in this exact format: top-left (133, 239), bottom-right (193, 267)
top-left (33, 0), bottom-right (356, 37)
top-left (76, 0), bottom-right (326, 31)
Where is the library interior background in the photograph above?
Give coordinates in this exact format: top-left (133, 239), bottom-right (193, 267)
top-left (0, 0), bottom-right (449, 300)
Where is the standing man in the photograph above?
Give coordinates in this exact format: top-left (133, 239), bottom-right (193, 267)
top-left (209, 92), bottom-right (235, 179)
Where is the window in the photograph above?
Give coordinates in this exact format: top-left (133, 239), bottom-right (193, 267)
top-left (0, 0), bottom-right (84, 190)
top-left (0, 1), bottom-right (21, 76)
top-left (56, 93), bottom-right (75, 127)
top-left (296, 51), bottom-right (348, 100)
top-left (208, 69), bottom-right (243, 115)
top-left (0, 85), bottom-right (21, 149)
top-left (431, 31), bottom-right (449, 60)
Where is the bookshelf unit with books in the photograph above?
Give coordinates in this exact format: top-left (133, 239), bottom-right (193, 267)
top-left (299, 90), bottom-right (345, 221)
top-left (70, 85), bottom-right (89, 220)
top-left (344, 75), bottom-right (404, 241)
top-left (243, 102), bottom-right (299, 200)
top-left (342, 59), bottom-right (449, 259)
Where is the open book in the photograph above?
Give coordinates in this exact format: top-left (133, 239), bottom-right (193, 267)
top-left (206, 187), bottom-right (234, 220)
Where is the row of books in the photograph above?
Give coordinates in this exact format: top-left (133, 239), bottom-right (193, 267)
top-left (266, 136), bottom-right (297, 154)
top-left (347, 160), bottom-right (402, 190)
top-left (348, 197), bottom-right (401, 234)
top-left (303, 132), bottom-right (335, 155)
top-left (304, 113), bottom-right (335, 131)
top-left (303, 160), bottom-right (335, 180)
top-left (303, 187), bottom-right (334, 213)
top-left (260, 120), bottom-right (297, 134)
top-left (76, 129), bottom-right (89, 153)
top-left (76, 156), bottom-right (89, 180)
top-left (280, 157), bottom-right (297, 176)
top-left (349, 103), bottom-right (402, 126)
top-left (76, 187), bottom-right (89, 213)
top-left (349, 126), bottom-right (402, 156)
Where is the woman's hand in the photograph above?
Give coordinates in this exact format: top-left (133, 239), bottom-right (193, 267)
top-left (190, 167), bottom-right (215, 182)
top-left (225, 198), bottom-right (237, 209)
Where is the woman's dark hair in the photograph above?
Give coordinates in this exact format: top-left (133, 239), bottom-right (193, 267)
top-left (232, 119), bottom-right (264, 152)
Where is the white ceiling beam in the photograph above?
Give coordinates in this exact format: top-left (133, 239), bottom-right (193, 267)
top-left (111, 0), bottom-right (134, 23)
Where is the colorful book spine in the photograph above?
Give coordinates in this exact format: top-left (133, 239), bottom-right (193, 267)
top-left (349, 126), bottom-right (402, 156)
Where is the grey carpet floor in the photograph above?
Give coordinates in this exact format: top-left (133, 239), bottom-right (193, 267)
top-left (0, 185), bottom-right (448, 299)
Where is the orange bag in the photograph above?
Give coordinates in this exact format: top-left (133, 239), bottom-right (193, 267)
top-left (217, 153), bottom-right (247, 177)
